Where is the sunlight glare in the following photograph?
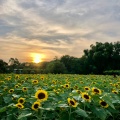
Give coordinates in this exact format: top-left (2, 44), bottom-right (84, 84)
top-left (31, 53), bottom-right (43, 63)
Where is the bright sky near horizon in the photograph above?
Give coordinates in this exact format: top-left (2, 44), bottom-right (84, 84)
top-left (0, 0), bottom-right (120, 63)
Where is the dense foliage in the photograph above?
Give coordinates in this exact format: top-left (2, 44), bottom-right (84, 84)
top-left (0, 74), bottom-right (120, 120)
top-left (104, 70), bottom-right (120, 75)
top-left (0, 41), bottom-right (120, 74)
top-left (82, 41), bottom-right (120, 74)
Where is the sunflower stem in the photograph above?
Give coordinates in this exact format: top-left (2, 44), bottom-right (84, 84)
top-left (37, 109), bottom-right (42, 120)
top-left (83, 103), bottom-right (85, 120)
top-left (69, 107), bottom-right (72, 120)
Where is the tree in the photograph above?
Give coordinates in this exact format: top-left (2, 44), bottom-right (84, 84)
top-left (46, 60), bottom-right (67, 74)
top-left (8, 58), bottom-right (21, 72)
top-left (38, 62), bottom-right (49, 73)
top-left (112, 41), bottom-right (120, 69)
top-left (60, 55), bottom-right (77, 73)
top-left (82, 41), bottom-right (120, 74)
top-left (0, 59), bottom-right (8, 73)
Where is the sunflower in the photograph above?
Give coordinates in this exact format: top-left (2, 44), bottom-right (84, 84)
top-left (8, 76), bottom-right (11, 79)
top-left (117, 82), bottom-right (120, 85)
top-left (64, 84), bottom-right (70, 88)
top-left (112, 90), bottom-right (118, 94)
top-left (92, 82), bottom-right (96, 84)
top-left (99, 100), bottom-right (109, 108)
top-left (80, 81), bottom-right (84, 84)
top-left (32, 101), bottom-right (40, 111)
top-left (74, 85), bottom-right (78, 89)
top-left (15, 75), bottom-right (19, 79)
top-left (22, 87), bottom-right (28, 92)
top-left (18, 83), bottom-right (21, 86)
top-left (76, 90), bottom-right (82, 94)
top-left (32, 80), bottom-right (38, 84)
top-left (92, 87), bottom-right (102, 95)
top-left (15, 85), bottom-right (19, 88)
top-left (114, 84), bottom-right (118, 88)
top-left (44, 84), bottom-right (48, 86)
top-left (0, 81), bottom-right (4, 84)
top-left (4, 87), bottom-right (8, 91)
top-left (16, 103), bottom-right (24, 109)
top-left (61, 85), bottom-right (64, 88)
top-left (35, 90), bottom-right (48, 102)
top-left (25, 77), bottom-right (28, 80)
top-left (8, 89), bottom-right (14, 94)
top-left (67, 98), bottom-right (78, 107)
top-left (21, 80), bottom-right (25, 83)
top-left (81, 92), bottom-right (91, 102)
top-left (109, 83), bottom-right (113, 86)
top-left (18, 98), bottom-right (25, 104)
top-left (41, 76), bottom-right (44, 80)
top-left (84, 86), bottom-right (90, 91)
top-left (37, 87), bottom-right (42, 90)
top-left (52, 81), bottom-right (56, 85)
top-left (7, 78), bottom-right (11, 81)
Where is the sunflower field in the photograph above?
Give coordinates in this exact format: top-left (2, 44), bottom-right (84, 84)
top-left (0, 74), bottom-right (120, 120)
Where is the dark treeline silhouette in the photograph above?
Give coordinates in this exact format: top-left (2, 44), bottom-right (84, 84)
top-left (0, 41), bottom-right (120, 74)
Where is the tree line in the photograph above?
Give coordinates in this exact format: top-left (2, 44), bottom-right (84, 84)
top-left (0, 41), bottom-right (120, 74)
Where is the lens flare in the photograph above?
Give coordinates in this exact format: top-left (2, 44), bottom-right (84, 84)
top-left (31, 53), bottom-right (44, 63)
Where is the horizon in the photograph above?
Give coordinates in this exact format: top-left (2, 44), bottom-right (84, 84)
top-left (0, 0), bottom-right (120, 63)
top-left (1, 40), bottom-right (119, 64)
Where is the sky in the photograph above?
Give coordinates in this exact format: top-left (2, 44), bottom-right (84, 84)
top-left (0, 0), bottom-right (120, 63)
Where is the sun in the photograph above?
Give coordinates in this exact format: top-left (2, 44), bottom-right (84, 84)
top-left (30, 53), bottom-right (45, 63)
top-left (33, 55), bottom-right (42, 63)
top-left (33, 56), bottom-right (41, 63)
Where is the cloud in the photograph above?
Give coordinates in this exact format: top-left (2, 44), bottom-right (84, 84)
top-left (0, 0), bottom-right (120, 62)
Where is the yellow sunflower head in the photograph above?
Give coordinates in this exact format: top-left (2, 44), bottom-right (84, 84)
top-left (81, 92), bottom-right (91, 102)
top-left (92, 87), bottom-right (102, 95)
top-left (18, 97), bottom-right (25, 104)
top-left (15, 75), bottom-right (20, 79)
top-left (117, 82), bottom-right (120, 85)
top-left (99, 100), bottom-right (109, 108)
top-left (41, 76), bottom-right (44, 80)
top-left (74, 85), bottom-right (78, 89)
top-left (15, 85), bottom-right (19, 88)
top-left (32, 101), bottom-right (41, 111)
top-left (4, 87), bottom-right (8, 91)
top-left (8, 89), bottom-right (14, 94)
top-left (84, 86), bottom-right (90, 91)
top-left (112, 90), bottom-right (118, 94)
top-left (35, 90), bottom-right (48, 102)
top-left (21, 80), bottom-right (25, 83)
top-left (64, 84), bottom-right (70, 88)
top-left (76, 90), bottom-right (82, 94)
top-left (32, 80), bottom-right (39, 84)
top-left (37, 87), bottom-right (42, 91)
top-left (16, 103), bottom-right (24, 109)
top-left (22, 87), bottom-right (28, 92)
top-left (80, 81), bottom-right (84, 84)
top-left (8, 76), bottom-right (11, 79)
top-left (25, 77), bottom-right (28, 80)
top-left (18, 83), bottom-right (21, 87)
top-left (67, 98), bottom-right (78, 107)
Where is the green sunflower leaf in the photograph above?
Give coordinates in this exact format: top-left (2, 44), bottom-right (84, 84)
top-left (18, 112), bottom-right (32, 120)
top-left (0, 106), bottom-right (7, 113)
top-left (75, 108), bottom-right (88, 118)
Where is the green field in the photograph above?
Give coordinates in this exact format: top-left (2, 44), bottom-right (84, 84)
top-left (0, 74), bottom-right (120, 120)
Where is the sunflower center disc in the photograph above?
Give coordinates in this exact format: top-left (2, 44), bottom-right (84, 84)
top-left (38, 93), bottom-right (45, 99)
